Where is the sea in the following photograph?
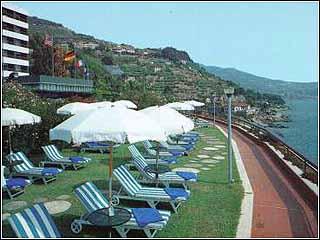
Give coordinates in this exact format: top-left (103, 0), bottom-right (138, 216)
top-left (267, 98), bottom-right (318, 166)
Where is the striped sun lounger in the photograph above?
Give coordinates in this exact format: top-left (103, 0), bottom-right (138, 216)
top-left (129, 145), bottom-right (197, 189)
top-left (167, 136), bottom-right (194, 145)
top-left (6, 152), bottom-right (63, 184)
top-left (2, 166), bottom-right (31, 199)
top-left (114, 165), bottom-right (190, 213)
top-left (41, 144), bottom-right (91, 170)
top-left (142, 141), bottom-right (175, 157)
top-left (130, 145), bottom-right (176, 165)
top-left (8, 203), bottom-right (61, 238)
top-left (72, 182), bottom-right (171, 238)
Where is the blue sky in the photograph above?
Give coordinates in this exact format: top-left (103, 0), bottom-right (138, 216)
top-left (12, 1), bottom-right (319, 82)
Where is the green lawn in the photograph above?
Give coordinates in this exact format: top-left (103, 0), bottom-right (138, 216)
top-left (2, 126), bottom-right (244, 238)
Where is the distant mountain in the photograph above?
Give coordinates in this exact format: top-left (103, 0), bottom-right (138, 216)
top-left (204, 65), bottom-right (318, 99)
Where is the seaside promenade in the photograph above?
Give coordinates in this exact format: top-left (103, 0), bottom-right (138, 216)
top-left (217, 122), bottom-right (318, 238)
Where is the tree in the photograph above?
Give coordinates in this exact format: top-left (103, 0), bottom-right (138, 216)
top-left (29, 33), bottom-right (68, 77)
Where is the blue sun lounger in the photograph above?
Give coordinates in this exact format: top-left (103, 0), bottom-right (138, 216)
top-left (80, 142), bottom-right (120, 153)
top-left (41, 144), bottom-right (91, 170)
top-left (129, 145), bottom-right (197, 190)
top-left (72, 182), bottom-right (171, 238)
top-left (130, 145), bottom-right (177, 165)
top-left (8, 203), bottom-right (61, 238)
top-left (114, 165), bottom-right (190, 213)
top-left (6, 152), bottom-right (63, 184)
top-left (2, 166), bottom-right (31, 199)
top-left (167, 136), bottom-right (195, 146)
top-left (143, 140), bottom-right (184, 157)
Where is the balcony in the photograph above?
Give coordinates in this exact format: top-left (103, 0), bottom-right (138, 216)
top-left (16, 75), bottom-right (94, 97)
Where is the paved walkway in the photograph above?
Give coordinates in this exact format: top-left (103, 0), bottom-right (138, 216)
top-left (218, 124), bottom-right (318, 238)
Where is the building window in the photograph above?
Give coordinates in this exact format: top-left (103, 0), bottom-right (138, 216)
top-left (2, 49), bottom-right (29, 60)
top-left (2, 36), bottom-right (28, 48)
top-left (2, 7), bottom-right (28, 23)
top-left (2, 21), bottom-right (28, 35)
top-left (3, 63), bottom-right (29, 73)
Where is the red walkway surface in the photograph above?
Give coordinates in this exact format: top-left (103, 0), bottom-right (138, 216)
top-left (219, 124), bottom-right (318, 238)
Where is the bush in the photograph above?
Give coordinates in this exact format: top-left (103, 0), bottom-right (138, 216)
top-left (2, 81), bottom-right (67, 155)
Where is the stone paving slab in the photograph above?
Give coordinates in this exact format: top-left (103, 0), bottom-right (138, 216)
top-left (2, 213), bottom-right (11, 221)
top-left (201, 159), bottom-right (220, 164)
top-left (56, 195), bottom-right (71, 200)
top-left (172, 167), bottom-right (200, 174)
top-left (200, 167), bottom-right (211, 171)
top-left (34, 197), bottom-right (49, 203)
top-left (215, 145), bottom-right (226, 148)
top-left (203, 147), bottom-right (219, 151)
top-left (3, 201), bottom-right (28, 211)
top-left (213, 156), bottom-right (225, 160)
top-left (184, 163), bottom-right (203, 168)
top-left (44, 200), bottom-right (72, 215)
top-left (199, 150), bottom-right (212, 155)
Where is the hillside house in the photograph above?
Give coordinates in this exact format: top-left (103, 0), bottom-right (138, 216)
top-left (104, 65), bottom-right (124, 77)
top-left (74, 41), bottom-right (99, 49)
top-left (233, 102), bottom-right (250, 112)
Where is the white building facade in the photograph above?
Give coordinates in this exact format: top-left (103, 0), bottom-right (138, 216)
top-left (2, 2), bottom-right (29, 79)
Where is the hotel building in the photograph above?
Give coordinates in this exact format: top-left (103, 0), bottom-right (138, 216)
top-left (2, 2), bottom-right (29, 79)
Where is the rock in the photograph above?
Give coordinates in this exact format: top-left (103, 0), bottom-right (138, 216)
top-left (197, 155), bottom-right (210, 159)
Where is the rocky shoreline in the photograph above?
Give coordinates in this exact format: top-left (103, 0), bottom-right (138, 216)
top-left (251, 105), bottom-right (291, 128)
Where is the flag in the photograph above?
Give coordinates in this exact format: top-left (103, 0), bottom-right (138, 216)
top-left (76, 59), bottom-right (83, 68)
top-left (44, 34), bottom-right (53, 47)
top-left (64, 50), bottom-right (75, 62)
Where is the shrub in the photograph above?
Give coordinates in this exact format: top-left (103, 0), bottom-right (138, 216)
top-left (2, 81), bottom-right (67, 155)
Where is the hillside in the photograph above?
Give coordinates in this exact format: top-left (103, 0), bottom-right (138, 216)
top-left (204, 65), bottom-right (318, 99)
top-left (28, 16), bottom-right (236, 102)
top-left (27, 16), bottom-right (286, 107)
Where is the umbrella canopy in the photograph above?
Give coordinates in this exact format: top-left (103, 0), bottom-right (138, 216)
top-left (184, 100), bottom-right (205, 107)
top-left (140, 105), bottom-right (194, 135)
top-left (164, 102), bottom-right (195, 111)
top-left (89, 101), bottom-right (113, 109)
top-left (113, 100), bottom-right (137, 109)
top-left (2, 108), bottom-right (41, 153)
top-left (56, 102), bottom-right (94, 115)
top-left (2, 108), bottom-right (41, 126)
top-left (50, 107), bottom-right (166, 216)
top-left (50, 107), bottom-right (167, 144)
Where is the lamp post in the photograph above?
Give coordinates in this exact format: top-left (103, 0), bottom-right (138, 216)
top-left (205, 97), bottom-right (211, 117)
top-left (224, 87), bottom-right (234, 184)
top-left (212, 93), bottom-right (216, 126)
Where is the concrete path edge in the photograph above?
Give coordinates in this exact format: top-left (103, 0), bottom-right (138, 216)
top-left (215, 125), bottom-right (254, 238)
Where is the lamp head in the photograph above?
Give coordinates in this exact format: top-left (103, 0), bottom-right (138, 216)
top-left (224, 87), bottom-right (234, 97)
top-left (205, 97), bottom-right (211, 104)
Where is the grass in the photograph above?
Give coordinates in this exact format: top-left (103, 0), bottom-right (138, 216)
top-left (2, 126), bottom-right (244, 238)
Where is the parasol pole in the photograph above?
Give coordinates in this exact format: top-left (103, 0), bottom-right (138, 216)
top-left (108, 144), bottom-right (115, 216)
top-left (156, 142), bottom-right (160, 186)
top-left (8, 126), bottom-right (13, 154)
